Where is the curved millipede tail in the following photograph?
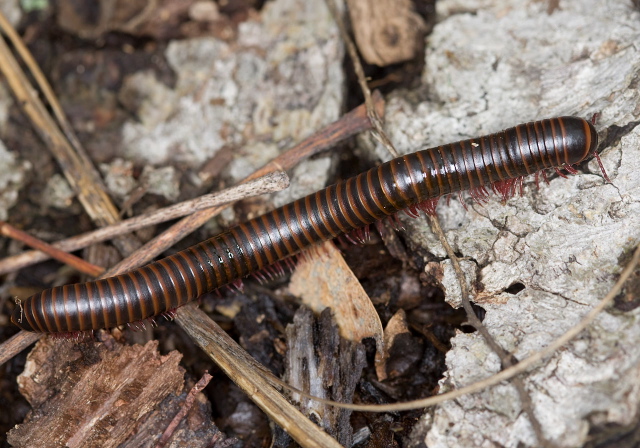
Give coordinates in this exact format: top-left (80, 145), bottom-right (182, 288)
top-left (11, 116), bottom-right (606, 334)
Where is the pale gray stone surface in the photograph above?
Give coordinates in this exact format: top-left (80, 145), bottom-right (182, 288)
top-left (0, 139), bottom-right (30, 221)
top-left (0, 0), bottom-right (21, 27)
top-left (119, 0), bottom-right (344, 209)
top-left (0, 82), bottom-right (30, 221)
top-left (40, 174), bottom-right (75, 211)
top-left (99, 159), bottom-right (137, 199)
top-left (140, 166), bottom-right (181, 202)
top-left (369, 1), bottom-right (640, 446)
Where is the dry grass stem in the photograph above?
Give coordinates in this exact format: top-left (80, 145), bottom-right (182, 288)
top-left (0, 222), bottom-right (104, 277)
top-left (176, 305), bottom-right (342, 448)
top-left (0, 172), bottom-right (289, 275)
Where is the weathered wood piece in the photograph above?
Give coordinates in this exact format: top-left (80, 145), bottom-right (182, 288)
top-left (176, 304), bottom-right (344, 448)
top-left (289, 242), bottom-right (383, 353)
top-left (283, 307), bottom-right (366, 447)
top-left (7, 338), bottom-right (185, 448)
top-left (346, 0), bottom-right (425, 66)
top-left (122, 375), bottom-right (233, 448)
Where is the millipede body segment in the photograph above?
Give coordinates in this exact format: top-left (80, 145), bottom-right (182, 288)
top-left (12, 116), bottom-right (601, 333)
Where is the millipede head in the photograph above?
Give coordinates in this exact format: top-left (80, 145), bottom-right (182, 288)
top-left (560, 116), bottom-right (610, 182)
top-left (11, 299), bottom-right (36, 332)
top-left (562, 116), bottom-right (599, 165)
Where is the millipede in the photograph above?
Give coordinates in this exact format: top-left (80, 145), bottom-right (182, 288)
top-left (11, 116), bottom-right (609, 334)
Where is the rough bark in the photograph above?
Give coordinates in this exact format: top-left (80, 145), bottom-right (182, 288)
top-left (362, 1), bottom-right (640, 446)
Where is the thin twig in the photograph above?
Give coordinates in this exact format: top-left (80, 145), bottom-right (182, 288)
top-left (0, 16), bottom-right (140, 256)
top-left (0, 174), bottom-right (283, 363)
top-left (0, 174), bottom-right (287, 360)
top-left (6, 241), bottom-right (636, 416)
top-left (195, 244), bottom-right (640, 413)
top-left (3, 183), bottom-right (636, 423)
top-left (324, 8), bottom-right (550, 438)
top-left (156, 372), bottom-right (213, 448)
top-left (0, 331), bottom-right (42, 366)
top-left (325, 0), bottom-right (399, 158)
top-left (0, 10), bottom-right (85, 154)
top-left (0, 172), bottom-right (289, 275)
top-left (102, 94), bottom-right (384, 277)
top-left (176, 305), bottom-right (342, 448)
top-left (326, 5), bottom-right (543, 434)
top-left (427, 215), bottom-right (548, 446)
top-left (326, 7), bottom-right (537, 433)
top-left (0, 222), bottom-right (104, 277)
top-left (409, 322), bottom-right (449, 354)
top-left (5, 242), bottom-right (634, 418)
top-left (0, 97), bottom-right (383, 364)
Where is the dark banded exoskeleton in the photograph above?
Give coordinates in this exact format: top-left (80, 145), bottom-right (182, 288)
top-left (11, 116), bottom-right (607, 333)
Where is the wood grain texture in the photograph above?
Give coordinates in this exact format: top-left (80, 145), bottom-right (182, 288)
top-left (283, 307), bottom-right (366, 447)
top-left (346, 0), bottom-right (425, 66)
top-left (176, 304), bottom-right (344, 448)
top-left (7, 339), bottom-right (186, 448)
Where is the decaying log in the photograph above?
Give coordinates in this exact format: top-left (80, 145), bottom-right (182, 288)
top-left (7, 337), bottom-right (221, 448)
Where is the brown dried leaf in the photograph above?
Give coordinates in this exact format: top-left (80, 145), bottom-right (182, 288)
top-left (289, 241), bottom-right (383, 350)
top-left (376, 308), bottom-right (410, 381)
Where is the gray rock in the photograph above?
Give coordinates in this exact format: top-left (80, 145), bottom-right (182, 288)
top-left (119, 0), bottom-right (344, 205)
top-left (371, 1), bottom-right (640, 446)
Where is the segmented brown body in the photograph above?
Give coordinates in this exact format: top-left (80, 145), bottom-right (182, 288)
top-left (12, 116), bottom-right (599, 333)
